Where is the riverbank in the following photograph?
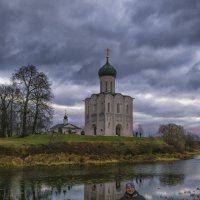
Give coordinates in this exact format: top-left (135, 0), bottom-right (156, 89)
top-left (0, 152), bottom-right (195, 168)
top-left (0, 134), bottom-right (199, 167)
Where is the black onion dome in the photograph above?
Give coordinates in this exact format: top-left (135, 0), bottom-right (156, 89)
top-left (98, 57), bottom-right (117, 77)
top-left (64, 114), bottom-right (68, 120)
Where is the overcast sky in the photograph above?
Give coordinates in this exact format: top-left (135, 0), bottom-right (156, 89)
top-left (1, 0), bottom-right (200, 135)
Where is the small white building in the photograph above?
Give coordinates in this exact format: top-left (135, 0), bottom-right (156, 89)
top-left (50, 113), bottom-right (81, 134)
top-left (84, 50), bottom-right (134, 136)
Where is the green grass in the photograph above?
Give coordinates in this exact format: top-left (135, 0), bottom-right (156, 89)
top-left (0, 134), bottom-right (50, 147)
top-left (0, 134), bottom-right (165, 147)
top-left (62, 134), bottom-right (164, 144)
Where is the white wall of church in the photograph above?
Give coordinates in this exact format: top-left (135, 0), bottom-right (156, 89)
top-left (100, 76), bottom-right (115, 93)
top-left (85, 93), bottom-right (133, 137)
top-left (113, 94), bottom-right (133, 137)
top-left (97, 94), bottom-right (105, 135)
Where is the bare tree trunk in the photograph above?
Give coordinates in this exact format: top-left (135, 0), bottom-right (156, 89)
top-left (8, 101), bottom-right (13, 137)
top-left (0, 108), bottom-right (7, 137)
top-left (22, 97), bottom-right (29, 136)
top-left (32, 103), bottom-right (39, 133)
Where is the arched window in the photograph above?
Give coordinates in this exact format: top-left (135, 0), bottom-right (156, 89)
top-left (126, 104), bottom-right (129, 114)
top-left (93, 104), bottom-right (97, 112)
top-left (117, 103), bottom-right (120, 113)
top-left (108, 102), bottom-right (110, 112)
top-left (110, 81), bottom-right (112, 92)
top-left (106, 81), bottom-right (107, 92)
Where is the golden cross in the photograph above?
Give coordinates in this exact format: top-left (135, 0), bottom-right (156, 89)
top-left (106, 48), bottom-right (110, 58)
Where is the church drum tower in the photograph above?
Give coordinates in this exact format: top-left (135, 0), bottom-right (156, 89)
top-left (84, 49), bottom-right (133, 136)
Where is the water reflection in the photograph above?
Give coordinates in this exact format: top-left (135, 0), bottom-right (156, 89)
top-left (85, 179), bottom-right (146, 200)
top-left (159, 174), bottom-right (184, 186)
top-left (0, 156), bottom-right (200, 199)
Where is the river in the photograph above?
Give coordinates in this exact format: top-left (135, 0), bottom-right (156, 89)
top-left (0, 155), bottom-right (200, 200)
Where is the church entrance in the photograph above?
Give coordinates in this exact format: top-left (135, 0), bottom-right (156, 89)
top-left (92, 124), bottom-right (97, 135)
top-left (116, 124), bottom-right (121, 136)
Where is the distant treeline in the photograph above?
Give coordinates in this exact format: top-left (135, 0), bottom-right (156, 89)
top-left (0, 65), bottom-right (53, 137)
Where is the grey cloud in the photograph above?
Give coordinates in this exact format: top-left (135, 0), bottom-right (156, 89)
top-left (135, 98), bottom-right (199, 119)
top-left (126, 0), bottom-right (200, 48)
top-left (185, 62), bottom-right (200, 90)
top-left (53, 92), bottom-right (85, 106)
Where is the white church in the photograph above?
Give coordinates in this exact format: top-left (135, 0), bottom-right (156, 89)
top-left (50, 112), bottom-right (81, 134)
top-left (84, 50), bottom-right (133, 136)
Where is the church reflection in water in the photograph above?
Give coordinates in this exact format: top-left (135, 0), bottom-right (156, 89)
top-left (84, 181), bottom-right (126, 200)
top-left (0, 175), bottom-right (144, 200)
top-left (0, 164), bottom-right (186, 200)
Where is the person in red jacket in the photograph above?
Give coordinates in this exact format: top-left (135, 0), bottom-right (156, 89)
top-left (120, 182), bottom-right (145, 200)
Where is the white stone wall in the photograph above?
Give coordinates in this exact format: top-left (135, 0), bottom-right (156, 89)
top-left (84, 93), bottom-right (133, 136)
top-left (100, 76), bottom-right (115, 93)
top-left (113, 94), bottom-right (133, 136)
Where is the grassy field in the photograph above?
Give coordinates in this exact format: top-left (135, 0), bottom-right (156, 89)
top-left (0, 134), bottom-right (197, 167)
top-left (0, 134), bottom-right (165, 147)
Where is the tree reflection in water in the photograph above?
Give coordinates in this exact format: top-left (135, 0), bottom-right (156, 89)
top-left (159, 174), bottom-right (184, 186)
top-left (0, 158), bottom-right (200, 200)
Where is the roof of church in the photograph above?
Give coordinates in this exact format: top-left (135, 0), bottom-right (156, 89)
top-left (50, 123), bottom-right (81, 130)
top-left (98, 51), bottom-right (117, 78)
top-left (64, 114), bottom-right (68, 120)
top-left (86, 92), bottom-right (133, 99)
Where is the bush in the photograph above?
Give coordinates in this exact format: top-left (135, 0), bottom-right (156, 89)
top-left (158, 124), bottom-right (186, 152)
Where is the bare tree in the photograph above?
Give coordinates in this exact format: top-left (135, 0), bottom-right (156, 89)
top-left (12, 65), bottom-right (53, 135)
top-left (0, 85), bottom-right (11, 137)
top-left (0, 84), bottom-right (20, 137)
top-left (30, 72), bottom-right (53, 133)
top-left (12, 65), bottom-right (38, 135)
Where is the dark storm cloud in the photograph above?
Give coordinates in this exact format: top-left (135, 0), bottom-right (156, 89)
top-left (0, 1), bottom-right (99, 70)
top-left (72, 61), bottom-right (100, 84)
top-left (139, 61), bottom-right (200, 95)
top-left (126, 0), bottom-right (200, 48)
top-left (1, 0), bottom-right (198, 82)
top-left (0, 0), bottom-right (120, 84)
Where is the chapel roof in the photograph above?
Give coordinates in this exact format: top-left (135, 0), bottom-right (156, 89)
top-left (50, 123), bottom-right (81, 130)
